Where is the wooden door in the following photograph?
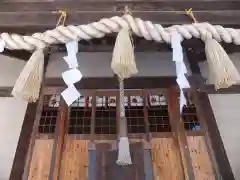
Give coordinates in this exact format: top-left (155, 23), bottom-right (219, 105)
top-left (27, 94), bottom-right (61, 180)
top-left (96, 142), bottom-right (145, 180)
top-left (147, 91), bottom-right (185, 180)
top-left (148, 89), bottom-right (217, 180)
top-left (26, 89), bottom-right (218, 180)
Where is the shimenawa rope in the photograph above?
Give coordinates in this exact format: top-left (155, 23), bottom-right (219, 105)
top-left (1, 14), bottom-right (240, 51)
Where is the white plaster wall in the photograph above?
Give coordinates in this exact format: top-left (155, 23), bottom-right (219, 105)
top-left (45, 52), bottom-right (190, 78)
top-left (0, 54), bottom-right (26, 87)
top-left (208, 94), bottom-right (240, 179)
top-left (0, 97), bottom-right (28, 180)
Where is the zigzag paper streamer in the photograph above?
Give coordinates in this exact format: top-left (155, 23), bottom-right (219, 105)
top-left (61, 41), bottom-right (82, 106)
top-left (171, 32), bottom-right (190, 112)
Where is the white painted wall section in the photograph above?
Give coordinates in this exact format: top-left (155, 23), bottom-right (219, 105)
top-left (0, 97), bottom-right (27, 180)
top-left (208, 94), bottom-right (240, 179)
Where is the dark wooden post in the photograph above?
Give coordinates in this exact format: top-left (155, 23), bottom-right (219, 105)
top-left (143, 90), bottom-right (150, 141)
top-left (9, 102), bottom-right (38, 180)
top-left (167, 88), bottom-right (195, 180)
top-left (48, 101), bottom-right (68, 180)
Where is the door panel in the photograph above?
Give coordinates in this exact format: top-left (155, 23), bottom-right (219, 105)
top-left (187, 136), bottom-right (215, 180)
top-left (28, 139), bottom-right (54, 180)
top-left (60, 138), bottom-right (89, 180)
top-left (151, 138), bottom-right (185, 180)
top-left (96, 142), bottom-right (145, 180)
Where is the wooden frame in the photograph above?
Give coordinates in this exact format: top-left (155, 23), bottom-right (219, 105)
top-left (4, 80), bottom-right (235, 180)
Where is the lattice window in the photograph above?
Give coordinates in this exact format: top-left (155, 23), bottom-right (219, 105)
top-left (95, 96), bottom-right (117, 134)
top-left (182, 94), bottom-right (200, 131)
top-left (126, 96), bottom-right (145, 133)
top-left (68, 96), bottom-right (91, 134)
top-left (148, 94), bottom-right (171, 132)
top-left (38, 94), bottom-right (60, 134)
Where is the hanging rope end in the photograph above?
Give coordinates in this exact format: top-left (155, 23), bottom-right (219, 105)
top-left (116, 137), bottom-right (132, 166)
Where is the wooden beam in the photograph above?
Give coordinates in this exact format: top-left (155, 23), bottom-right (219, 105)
top-left (43, 75), bottom-right (240, 94)
top-left (2, 49), bottom-right (31, 61)
top-left (1, 1), bottom-right (240, 12)
top-left (0, 11), bottom-right (240, 30)
top-left (45, 77), bottom-right (178, 89)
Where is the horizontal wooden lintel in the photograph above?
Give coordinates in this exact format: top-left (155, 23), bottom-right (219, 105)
top-left (0, 11), bottom-right (240, 33)
top-left (2, 0), bottom-right (240, 12)
top-left (1, 77), bottom-right (240, 97)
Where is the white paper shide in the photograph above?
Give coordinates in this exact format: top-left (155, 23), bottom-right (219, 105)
top-left (61, 41), bottom-right (82, 106)
top-left (171, 32), bottom-right (190, 112)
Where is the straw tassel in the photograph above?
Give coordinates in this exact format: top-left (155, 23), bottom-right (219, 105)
top-left (12, 49), bottom-right (44, 102)
top-left (185, 8), bottom-right (240, 90)
top-left (111, 28), bottom-right (138, 79)
top-left (205, 38), bottom-right (240, 89)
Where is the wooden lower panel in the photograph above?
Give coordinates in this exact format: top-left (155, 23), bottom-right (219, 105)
top-left (187, 136), bottom-right (215, 180)
top-left (151, 138), bottom-right (184, 180)
top-left (60, 138), bottom-right (89, 180)
top-left (28, 139), bottom-right (54, 180)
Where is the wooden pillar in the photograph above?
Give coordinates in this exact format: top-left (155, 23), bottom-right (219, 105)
top-left (143, 149), bottom-right (154, 180)
top-left (9, 102), bottom-right (38, 180)
top-left (88, 142), bottom-right (97, 180)
top-left (167, 88), bottom-right (195, 180)
top-left (143, 90), bottom-right (150, 141)
top-left (10, 51), bottom-right (50, 180)
top-left (49, 101), bottom-right (68, 180)
top-left (91, 94), bottom-right (96, 137)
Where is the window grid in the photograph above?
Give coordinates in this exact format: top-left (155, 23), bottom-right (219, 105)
top-left (38, 95), bottom-right (60, 134)
top-left (126, 96), bottom-right (145, 133)
top-left (182, 104), bottom-right (200, 131)
top-left (95, 96), bottom-right (117, 135)
top-left (68, 96), bottom-right (91, 134)
top-left (148, 94), bottom-right (171, 132)
top-left (180, 93), bottom-right (201, 131)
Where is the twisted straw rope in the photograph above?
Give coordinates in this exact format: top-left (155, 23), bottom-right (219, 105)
top-left (119, 77), bottom-right (125, 118)
top-left (1, 14), bottom-right (240, 51)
